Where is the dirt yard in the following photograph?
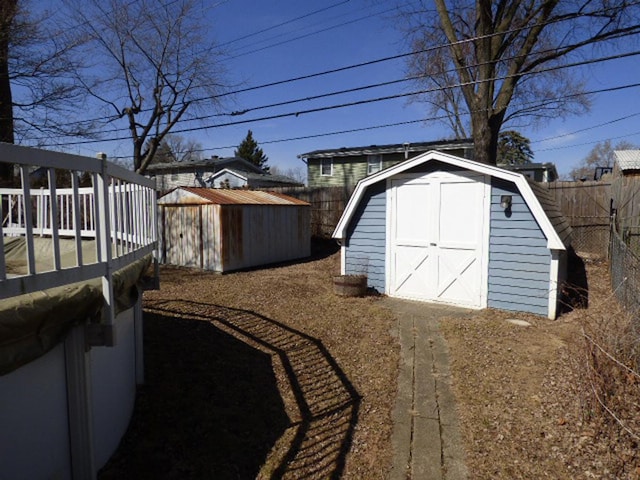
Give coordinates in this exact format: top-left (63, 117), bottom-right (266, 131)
top-left (99, 245), bottom-right (638, 479)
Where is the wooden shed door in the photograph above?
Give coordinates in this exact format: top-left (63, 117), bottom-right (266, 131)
top-left (163, 206), bottom-right (202, 267)
top-left (388, 171), bottom-right (488, 308)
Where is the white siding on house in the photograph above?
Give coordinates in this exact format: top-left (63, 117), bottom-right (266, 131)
top-left (212, 171), bottom-right (246, 188)
top-left (154, 170), bottom-right (212, 192)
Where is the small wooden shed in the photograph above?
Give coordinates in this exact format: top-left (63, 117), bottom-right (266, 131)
top-left (158, 187), bottom-right (310, 272)
top-left (333, 151), bottom-right (572, 319)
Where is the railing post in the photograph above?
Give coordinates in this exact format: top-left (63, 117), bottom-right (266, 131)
top-left (47, 169), bottom-right (61, 271)
top-left (90, 152), bottom-right (116, 347)
top-left (71, 172), bottom-right (84, 266)
top-left (20, 165), bottom-right (36, 275)
top-left (0, 196), bottom-right (5, 281)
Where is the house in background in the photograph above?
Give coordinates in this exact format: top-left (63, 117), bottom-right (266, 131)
top-left (299, 139), bottom-right (474, 188)
top-left (146, 156), bottom-right (301, 192)
top-left (497, 162), bottom-right (559, 182)
top-left (208, 168), bottom-right (303, 189)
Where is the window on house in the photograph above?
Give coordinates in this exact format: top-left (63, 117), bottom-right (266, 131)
top-left (367, 154), bottom-right (382, 175)
top-left (320, 157), bottom-right (333, 176)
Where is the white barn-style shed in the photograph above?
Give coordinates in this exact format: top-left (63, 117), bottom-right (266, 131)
top-left (333, 151), bottom-right (572, 319)
top-left (158, 187), bottom-right (310, 272)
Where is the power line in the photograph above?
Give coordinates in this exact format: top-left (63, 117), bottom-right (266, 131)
top-left (217, 0), bottom-right (351, 49)
top-left (31, 38), bottom-right (640, 140)
top-left (225, 4), bottom-right (399, 59)
top-left (107, 83), bottom-right (640, 160)
top-left (535, 130), bottom-right (640, 152)
top-left (211, 47), bottom-right (640, 118)
top-left (36, 49), bottom-right (640, 147)
top-left (532, 112), bottom-right (640, 144)
top-left (32, 2), bottom-right (640, 132)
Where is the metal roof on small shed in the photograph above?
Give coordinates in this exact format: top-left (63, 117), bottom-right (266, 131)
top-left (157, 187), bottom-right (309, 206)
top-left (614, 150), bottom-right (640, 170)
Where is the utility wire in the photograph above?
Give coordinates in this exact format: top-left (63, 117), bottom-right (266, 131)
top-left (532, 112), bottom-right (640, 144)
top-left (108, 91), bottom-right (640, 160)
top-left (217, 0), bottom-right (351, 49)
top-left (54, 79), bottom-right (640, 154)
top-left (34, 2), bottom-right (640, 131)
top-left (30, 31), bottom-right (640, 137)
top-left (225, 4), bottom-right (399, 59)
top-left (36, 49), bottom-right (640, 147)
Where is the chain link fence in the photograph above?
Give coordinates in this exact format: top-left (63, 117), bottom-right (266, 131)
top-left (568, 222), bottom-right (611, 259)
top-left (610, 222), bottom-right (640, 319)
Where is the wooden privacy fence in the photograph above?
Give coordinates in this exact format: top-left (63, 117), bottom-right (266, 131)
top-left (541, 181), bottom-right (612, 257)
top-left (259, 186), bottom-right (354, 237)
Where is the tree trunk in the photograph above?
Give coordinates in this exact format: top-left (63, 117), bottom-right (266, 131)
top-left (0, 0), bottom-right (16, 181)
top-left (471, 111), bottom-right (504, 165)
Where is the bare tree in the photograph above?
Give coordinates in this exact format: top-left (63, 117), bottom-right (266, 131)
top-left (67, 0), bottom-right (227, 174)
top-left (0, 0), bottom-right (86, 180)
top-left (270, 165), bottom-right (307, 185)
top-left (149, 134), bottom-right (203, 164)
top-left (401, 1), bottom-right (640, 164)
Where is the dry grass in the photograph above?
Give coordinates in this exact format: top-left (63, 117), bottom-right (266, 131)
top-left (441, 259), bottom-right (640, 479)
top-left (99, 243), bottom-right (400, 479)
top-left (99, 246), bottom-right (640, 479)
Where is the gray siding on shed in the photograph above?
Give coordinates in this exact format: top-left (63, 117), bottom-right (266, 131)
top-left (488, 179), bottom-right (550, 315)
top-left (344, 181), bottom-right (387, 291)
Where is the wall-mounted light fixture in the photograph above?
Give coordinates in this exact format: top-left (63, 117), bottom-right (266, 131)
top-left (500, 195), bottom-right (512, 210)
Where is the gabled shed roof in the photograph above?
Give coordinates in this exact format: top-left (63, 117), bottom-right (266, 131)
top-left (614, 150), bottom-right (640, 170)
top-left (332, 151), bottom-right (570, 250)
top-left (157, 187), bottom-right (309, 206)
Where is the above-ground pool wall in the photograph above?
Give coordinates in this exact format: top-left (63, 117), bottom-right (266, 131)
top-left (344, 181), bottom-right (387, 291)
top-left (0, 300), bottom-right (143, 480)
top-left (489, 179), bottom-right (551, 316)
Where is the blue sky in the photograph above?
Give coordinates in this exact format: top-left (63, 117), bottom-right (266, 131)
top-left (50, 0), bottom-right (640, 179)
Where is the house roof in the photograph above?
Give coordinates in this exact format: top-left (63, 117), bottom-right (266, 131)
top-left (157, 187), bottom-right (309, 206)
top-left (209, 168), bottom-right (303, 186)
top-left (498, 162), bottom-right (559, 178)
top-left (145, 156), bottom-right (265, 174)
top-left (614, 150), bottom-right (640, 170)
top-left (332, 151), bottom-right (570, 250)
top-left (298, 139), bottom-right (474, 159)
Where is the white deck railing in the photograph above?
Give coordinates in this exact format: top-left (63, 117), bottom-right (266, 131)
top-left (0, 143), bottom-right (157, 324)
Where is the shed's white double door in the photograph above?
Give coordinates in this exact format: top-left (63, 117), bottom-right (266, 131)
top-left (388, 171), bottom-right (489, 308)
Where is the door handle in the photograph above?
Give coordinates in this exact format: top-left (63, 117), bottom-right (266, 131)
top-left (430, 242), bottom-right (437, 246)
